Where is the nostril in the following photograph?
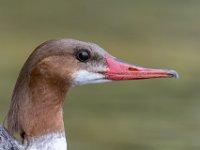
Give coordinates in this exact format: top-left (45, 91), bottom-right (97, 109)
top-left (128, 67), bottom-right (139, 71)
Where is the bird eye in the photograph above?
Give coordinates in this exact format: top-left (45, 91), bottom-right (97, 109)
top-left (76, 50), bottom-right (91, 62)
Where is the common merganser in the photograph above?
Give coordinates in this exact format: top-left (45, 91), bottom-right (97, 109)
top-left (0, 39), bottom-right (178, 150)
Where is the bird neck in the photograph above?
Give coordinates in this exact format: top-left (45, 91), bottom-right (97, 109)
top-left (23, 73), bottom-right (68, 139)
top-left (8, 69), bottom-right (69, 141)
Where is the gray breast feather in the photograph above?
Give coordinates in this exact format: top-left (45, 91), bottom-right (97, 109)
top-left (0, 124), bottom-right (21, 150)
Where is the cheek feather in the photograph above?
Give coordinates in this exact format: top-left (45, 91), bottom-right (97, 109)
top-left (72, 70), bottom-right (110, 85)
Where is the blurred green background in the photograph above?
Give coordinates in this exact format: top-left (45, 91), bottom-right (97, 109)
top-left (0, 0), bottom-right (199, 150)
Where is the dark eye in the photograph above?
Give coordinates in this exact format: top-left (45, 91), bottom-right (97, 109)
top-left (76, 50), bottom-right (91, 62)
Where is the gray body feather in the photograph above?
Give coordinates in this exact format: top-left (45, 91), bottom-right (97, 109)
top-left (0, 124), bottom-right (21, 150)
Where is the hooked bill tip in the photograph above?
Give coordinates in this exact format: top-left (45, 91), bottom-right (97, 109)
top-left (168, 70), bottom-right (179, 79)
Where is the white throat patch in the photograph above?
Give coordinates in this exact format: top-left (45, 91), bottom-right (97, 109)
top-left (25, 133), bottom-right (67, 150)
top-left (73, 70), bottom-right (110, 85)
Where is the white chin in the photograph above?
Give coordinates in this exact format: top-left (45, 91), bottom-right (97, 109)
top-left (73, 70), bottom-right (111, 85)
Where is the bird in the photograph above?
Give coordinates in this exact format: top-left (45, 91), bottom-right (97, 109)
top-left (0, 39), bottom-right (178, 150)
